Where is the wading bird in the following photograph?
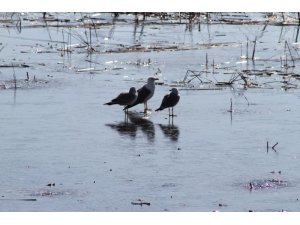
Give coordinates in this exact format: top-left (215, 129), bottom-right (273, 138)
top-left (123, 77), bottom-right (158, 113)
top-left (155, 88), bottom-right (180, 117)
top-left (104, 87), bottom-right (137, 113)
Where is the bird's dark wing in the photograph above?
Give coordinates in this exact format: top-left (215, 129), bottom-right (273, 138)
top-left (124, 86), bottom-right (151, 110)
top-left (155, 94), bottom-right (170, 111)
top-left (155, 92), bottom-right (180, 111)
top-left (167, 93), bottom-right (180, 108)
top-left (135, 86), bottom-right (151, 104)
top-left (111, 93), bottom-right (131, 105)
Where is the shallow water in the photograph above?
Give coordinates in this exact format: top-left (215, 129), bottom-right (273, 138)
top-left (1, 13), bottom-right (300, 211)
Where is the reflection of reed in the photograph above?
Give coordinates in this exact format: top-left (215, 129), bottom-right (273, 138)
top-left (158, 123), bottom-right (180, 142)
top-left (105, 112), bottom-right (155, 142)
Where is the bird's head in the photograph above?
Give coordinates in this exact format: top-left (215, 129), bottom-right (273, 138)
top-left (129, 87), bottom-right (136, 93)
top-left (169, 88), bottom-right (179, 95)
top-left (147, 77), bottom-right (159, 83)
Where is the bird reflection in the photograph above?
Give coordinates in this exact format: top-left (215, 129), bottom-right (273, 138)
top-left (158, 121), bottom-right (180, 142)
top-left (127, 111), bottom-right (155, 142)
top-left (105, 111), bottom-right (155, 142)
top-left (105, 121), bottom-right (137, 139)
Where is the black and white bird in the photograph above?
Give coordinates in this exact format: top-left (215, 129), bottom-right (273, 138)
top-left (123, 77), bottom-right (158, 113)
top-left (155, 88), bottom-right (180, 117)
top-left (104, 87), bottom-right (137, 113)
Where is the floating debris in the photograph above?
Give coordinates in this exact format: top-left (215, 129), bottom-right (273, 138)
top-left (0, 63), bottom-right (30, 68)
top-left (31, 189), bottom-right (71, 197)
top-left (270, 171), bottom-right (282, 174)
top-left (131, 199), bottom-right (151, 206)
top-left (218, 203), bottom-right (228, 207)
top-left (1, 78), bottom-right (50, 90)
top-left (246, 179), bottom-right (288, 190)
top-left (0, 198), bottom-right (37, 201)
top-left (161, 183), bottom-right (176, 188)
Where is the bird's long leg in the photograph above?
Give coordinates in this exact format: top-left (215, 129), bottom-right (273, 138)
top-left (144, 102), bottom-right (148, 114)
top-left (171, 107), bottom-right (177, 117)
top-left (168, 113), bottom-right (174, 125)
top-left (168, 108), bottom-right (170, 117)
top-left (169, 107), bottom-right (173, 117)
top-left (124, 110), bottom-right (128, 124)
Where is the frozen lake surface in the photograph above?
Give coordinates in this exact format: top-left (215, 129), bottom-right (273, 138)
top-left (1, 13), bottom-right (300, 211)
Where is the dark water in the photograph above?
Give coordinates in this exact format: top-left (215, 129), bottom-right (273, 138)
top-left (1, 13), bottom-right (300, 211)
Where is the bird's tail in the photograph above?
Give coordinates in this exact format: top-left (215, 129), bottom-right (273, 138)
top-left (104, 102), bottom-right (113, 105)
top-left (123, 102), bottom-right (137, 111)
top-left (155, 107), bottom-right (162, 112)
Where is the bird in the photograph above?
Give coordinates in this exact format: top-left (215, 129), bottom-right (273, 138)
top-left (104, 87), bottom-right (137, 113)
top-left (155, 88), bottom-right (180, 117)
top-left (123, 77), bottom-right (158, 113)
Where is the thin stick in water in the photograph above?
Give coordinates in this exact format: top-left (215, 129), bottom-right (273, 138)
top-left (246, 38), bottom-right (249, 60)
top-left (251, 37), bottom-right (257, 60)
top-left (272, 142), bottom-right (278, 150)
top-left (228, 98), bottom-right (233, 113)
top-left (12, 64), bottom-right (17, 89)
